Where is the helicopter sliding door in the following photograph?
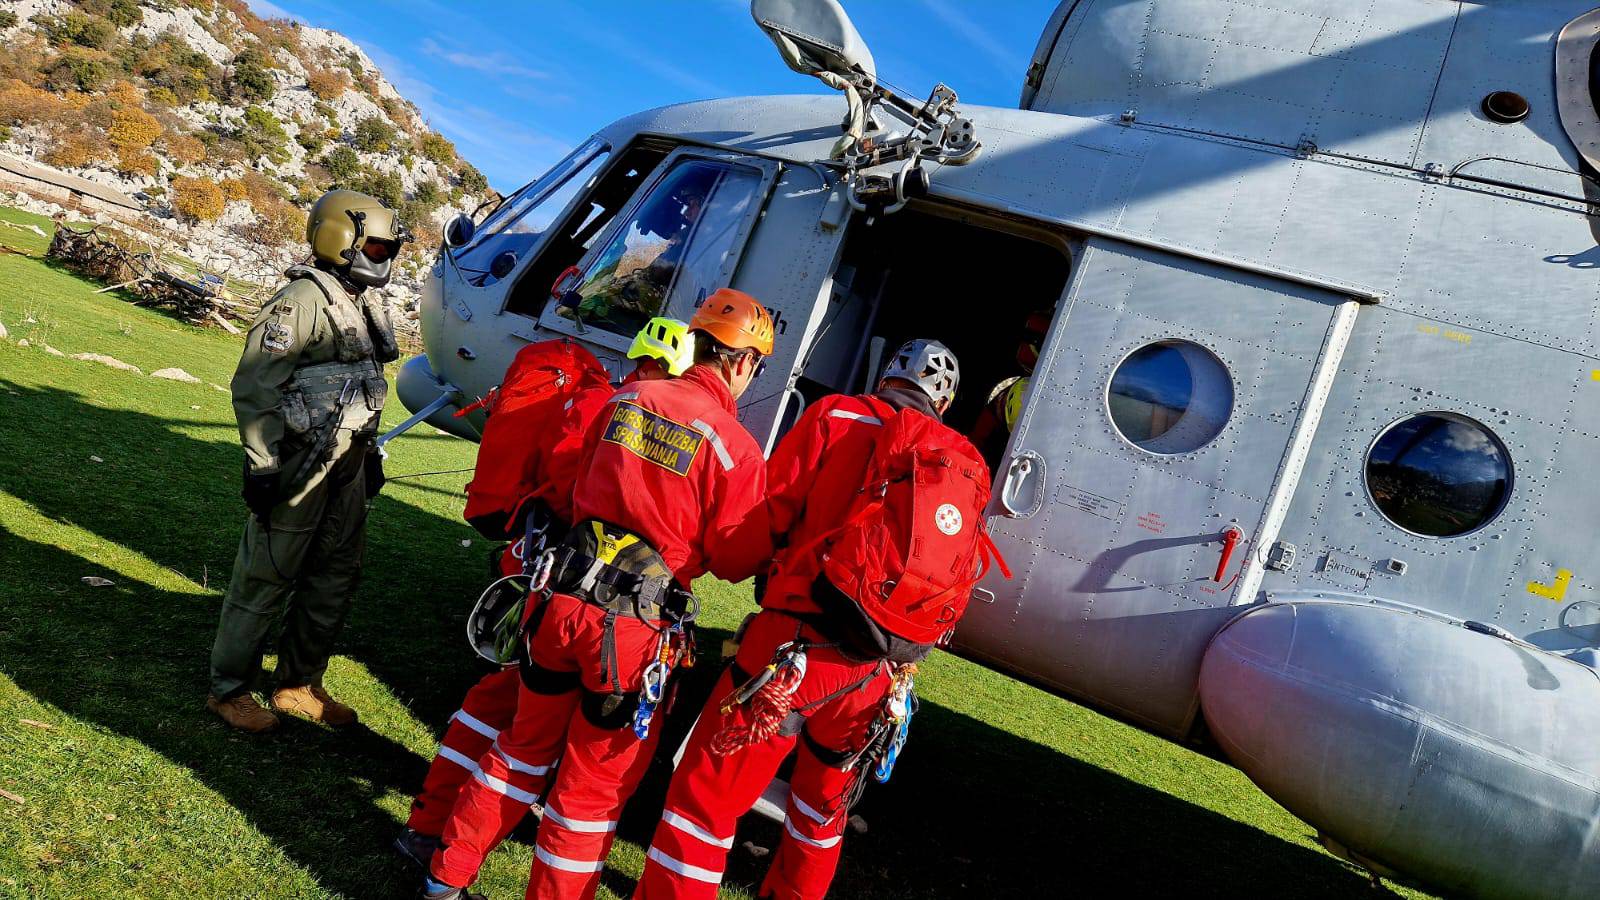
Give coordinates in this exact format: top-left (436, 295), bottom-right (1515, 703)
top-left (958, 237), bottom-right (1360, 737)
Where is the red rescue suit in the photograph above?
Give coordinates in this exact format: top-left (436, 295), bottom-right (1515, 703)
top-left (407, 381), bottom-right (616, 838)
top-left (432, 365), bottom-right (768, 899)
top-left (637, 389), bottom-right (931, 900)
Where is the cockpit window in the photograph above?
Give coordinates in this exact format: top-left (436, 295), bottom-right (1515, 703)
top-left (556, 159), bottom-right (761, 338)
top-left (453, 138), bottom-right (609, 281)
top-left (1107, 340), bottom-right (1232, 454)
top-left (1365, 413), bottom-right (1511, 538)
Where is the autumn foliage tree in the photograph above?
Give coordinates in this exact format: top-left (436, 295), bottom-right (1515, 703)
top-left (306, 68), bottom-right (349, 101)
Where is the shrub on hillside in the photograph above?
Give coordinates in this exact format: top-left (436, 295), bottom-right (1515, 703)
top-left (306, 68), bottom-right (349, 101)
top-left (146, 86), bottom-right (178, 107)
top-left (220, 177), bottom-right (248, 201)
top-left (0, 11), bottom-right (18, 29)
top-left (172, 176), bottom-right (225, 222)
top-left (352, 115), bottom-right (395, 153)
top-left (45, 129), bottom-right (105, 168)
top-left (295, 126), bottom-right (326, 154)
top-left (164, 132), bottom-right (207, 164)
top-left (114, 149), bottom-right (159, 176)
top-left (456, 164), bottom-right (488, 195)
top-left (241, 197), bottom-right (305, 246)
top-left (108, 106), bottom-right (162, 153)
top-left (321, 145), bottom-right (360, 182)
top-left (0, 80), bottom-right (63, 125)
top-left (140, 36), bottom-right (221, 104)
top-left (352, 167), bottom-right (404, 208)
top-left (44, 52), bottom-right (110, 93)
top-left (92, 0), bottom-right (144, 28)
top-left (36, 12), bottom-right (116, 50)
top-left (418, 131), bottom-right (455, 166)
top-left (229, 47), bottom-right (276, 103)
top-left (235, 105), bottom-right (288, 163)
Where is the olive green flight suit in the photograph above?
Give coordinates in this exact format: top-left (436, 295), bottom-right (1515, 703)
top-left (209, 264), bottom-right (399, 699)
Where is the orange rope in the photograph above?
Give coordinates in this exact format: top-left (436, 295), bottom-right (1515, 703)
top-left (710, 663), bottom-right (805, 757)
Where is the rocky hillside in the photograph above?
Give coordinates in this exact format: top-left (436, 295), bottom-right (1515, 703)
top-left (0, 0), bottom-right (492, 306)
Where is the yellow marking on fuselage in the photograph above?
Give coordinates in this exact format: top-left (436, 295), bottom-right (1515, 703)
top-left (1527, 568), bottom-right (1573, 602)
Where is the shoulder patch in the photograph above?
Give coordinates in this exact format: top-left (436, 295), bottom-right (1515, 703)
top-left (262, 321), bottom-right (294, 354)
top-left (601, 401), bottom-right (704, 475)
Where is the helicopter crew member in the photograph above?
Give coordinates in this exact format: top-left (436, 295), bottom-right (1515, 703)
top-left (397, 318), bottom-right (698, 870)
top-left (205, 189), bottom-right (409, 733)
top-left (425, 290), bottom-right (777, 900)
top-left (637, 340), bottom-right (966, 900)
top-left (969, 310), bottom-right (1049, 467)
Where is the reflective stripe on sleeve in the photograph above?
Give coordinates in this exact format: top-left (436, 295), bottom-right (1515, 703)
top-left (543, 806), bottom-right (618, 834)
top-left (689, 419), bottom-right (735, 471)
top-left (472, 769), bottom-right (539, 805)
top-left (611, 391), bottom-right (641, 404)
top-left (662, 810), bottom-right (735, 849)
top-left (535, 845), bottom-right (605, 874)
top-left (451, 709), bottom-right (500, 740)
top-left (827, 409), bottom-right (883, 426)
top-left (491, 741), bottom-right (551, 776)
top-left (784, 817), bottom-right (843, 849)
top-left (646, 846), bottom-right (723, 884)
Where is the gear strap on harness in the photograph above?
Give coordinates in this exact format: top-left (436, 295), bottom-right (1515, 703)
top-left (542, 520), bottom-right (698, 736)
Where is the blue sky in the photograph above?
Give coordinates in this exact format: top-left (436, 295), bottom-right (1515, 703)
top-left (246, 0), bottom-right (1059, 193)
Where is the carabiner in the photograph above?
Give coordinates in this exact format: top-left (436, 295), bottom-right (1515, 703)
top-left (530, 549), bottom-right (556, 592)
top-left (641, 660), bottom-right (668, 704)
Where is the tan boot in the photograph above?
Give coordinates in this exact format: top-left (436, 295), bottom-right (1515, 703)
top-left (207, 692), bottom-right (280, 733)
top-left (271, 684), bottom-right (358, 726)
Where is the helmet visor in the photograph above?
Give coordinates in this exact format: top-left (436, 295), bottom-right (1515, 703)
top-left (361, 237), bottom-right (399, 264)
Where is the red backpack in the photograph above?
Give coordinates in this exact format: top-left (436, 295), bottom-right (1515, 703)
top-left (461, 339), bottom-right (610, 538)
top-left (819, 399), bottom-right (1010, 647)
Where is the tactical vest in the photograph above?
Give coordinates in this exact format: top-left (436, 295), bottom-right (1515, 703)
top-left (278, 265), bottom-right (397, 441)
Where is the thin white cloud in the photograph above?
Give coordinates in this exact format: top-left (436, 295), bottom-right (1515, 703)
top-left (419, 37), bottom-right (550, 82)
top-left (918, 0), bottom-right (1024, 83)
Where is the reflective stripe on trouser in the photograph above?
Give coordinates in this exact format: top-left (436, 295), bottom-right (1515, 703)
top-left (431, 593), bottom-right (665, 896)
top-left (407, 667), bottom-right (523, 836)
top-left (635, 610), bottom-right (891, 900)
top-left (209, 446), bottom-right (369, 699)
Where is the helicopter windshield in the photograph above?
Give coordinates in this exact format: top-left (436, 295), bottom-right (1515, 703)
top-left (453, 137), bottom-right (609, 278)
top-left (558, 158), bottom-right (761, 337)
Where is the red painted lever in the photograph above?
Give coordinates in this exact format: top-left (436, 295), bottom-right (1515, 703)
top-left (1214, 525), bottom-right (1243, 582)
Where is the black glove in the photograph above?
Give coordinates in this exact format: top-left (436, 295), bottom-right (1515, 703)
top-left (363, 450), bottom-right (385, 499)
top-left (242, 469), bottom-right (280, 521)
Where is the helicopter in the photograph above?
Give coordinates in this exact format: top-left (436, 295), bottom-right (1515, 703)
top-left (385, 1), bottom-right (1600, 896)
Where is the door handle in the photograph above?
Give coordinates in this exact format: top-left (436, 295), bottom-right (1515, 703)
top-left (998, 450), bottom-right (1045, 518)
top-left (1214, 525), bottom-right (1244, 582)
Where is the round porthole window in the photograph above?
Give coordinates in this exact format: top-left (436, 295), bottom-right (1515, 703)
top-left (1107, 340), bottom-right (1233, 454)
top-left (1365, 412), bottom-right (1511, 538)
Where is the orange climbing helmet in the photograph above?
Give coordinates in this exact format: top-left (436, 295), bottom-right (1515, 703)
top-left (689, 288), bottom-right (775, 357)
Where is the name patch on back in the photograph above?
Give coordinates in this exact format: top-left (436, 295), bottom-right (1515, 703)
top-left (601, 401), bottom-right (703, 476)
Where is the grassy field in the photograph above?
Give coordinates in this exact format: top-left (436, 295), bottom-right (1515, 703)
top-left (0, 205), bottom-right (1427, 899)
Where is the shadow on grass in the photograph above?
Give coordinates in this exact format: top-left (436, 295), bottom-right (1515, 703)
top-left (0, 379), bottom-right (1396, 898)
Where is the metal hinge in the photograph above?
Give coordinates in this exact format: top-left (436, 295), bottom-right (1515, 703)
top-left (1025, 61), bottom-right (1046, 89)
top-left (1265, 541), bottom-right (1297, 572)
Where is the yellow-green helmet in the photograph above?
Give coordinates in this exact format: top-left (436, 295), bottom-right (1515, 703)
top-left (1003, 376), bottom-right (1029, 429)
top-left (628, 317), bottom-right (695, 376)
top-left (306, 189), bottom-right (411, 286)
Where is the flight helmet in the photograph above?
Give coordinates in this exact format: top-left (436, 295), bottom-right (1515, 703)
top-left (306, 189), bottom-right (412, 288)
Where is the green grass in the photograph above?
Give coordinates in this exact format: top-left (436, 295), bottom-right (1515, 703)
top-left (0, 205), bottom-right (1428, 898)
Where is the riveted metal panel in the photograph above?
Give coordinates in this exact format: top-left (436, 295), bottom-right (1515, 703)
top-left (1031, 0), bottom-right (1457, 167)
